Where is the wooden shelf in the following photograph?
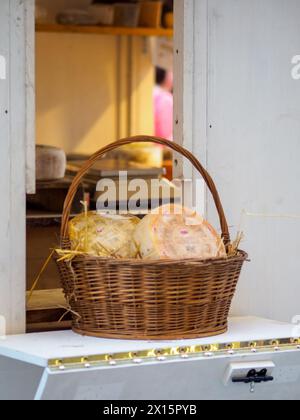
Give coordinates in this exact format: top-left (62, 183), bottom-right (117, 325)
top-left (36, 23), bottom-right (173, 38)
top-left (26, 289), bottom-right (66, 311)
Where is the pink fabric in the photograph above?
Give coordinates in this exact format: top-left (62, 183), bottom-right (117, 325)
top-left (153, 86), bottom-right (173, 141)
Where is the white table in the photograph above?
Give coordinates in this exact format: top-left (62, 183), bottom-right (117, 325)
top-left (0, 317), bottom-right (300, 400)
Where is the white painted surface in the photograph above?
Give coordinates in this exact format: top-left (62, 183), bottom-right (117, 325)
top-left (0, 1), bottom-right (10, 334)
top-left (205, 0), bottom-right (300, 322)
top-left (0, 55), bottom-right (6, 80)
top-left (0, 317), bottom-right (298, 367)
top-left (173, 0), bottom-right (208, 216)
top-left (0, 0), bottom-right (26, 334)
top-left (0, 317), bottom-right (299, 400)
top-left (25, 0), bottom-right (35, 194)
top-left (36, 351), bottom-right (300, 400)
top-left (0, 356), bottom-right (43, 401)
top-left (178, 0), bottom-right (300, 321)
top-left (291, 55), bottom-right (300, 80)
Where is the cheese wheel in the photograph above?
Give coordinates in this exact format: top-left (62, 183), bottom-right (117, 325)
top-left (134, 205), bottom-right (226, 260)
top-left (36, 145), bottom-right (66, 181)
top-left (69, 212), bottom-right (140, 259)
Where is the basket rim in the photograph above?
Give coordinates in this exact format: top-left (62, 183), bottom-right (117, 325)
top-left (71, 325), bottom-right (229, 341)
top-left (55, 249), bottom-right (248, 267)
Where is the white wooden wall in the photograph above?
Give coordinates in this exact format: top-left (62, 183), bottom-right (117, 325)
top-left (176, 0), bottom-right (300, 322)
top-left (0, 0), bottom-right (34, 334)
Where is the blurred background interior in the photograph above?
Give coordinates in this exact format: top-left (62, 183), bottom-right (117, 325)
top-left (27, 0), bottom-right (176, 331)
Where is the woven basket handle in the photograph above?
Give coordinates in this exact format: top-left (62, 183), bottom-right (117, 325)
top-left (61, 135), bottom-right (230, 244)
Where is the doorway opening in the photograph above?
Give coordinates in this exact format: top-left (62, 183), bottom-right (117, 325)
top-left (26, 0), bottom-right (175, 333)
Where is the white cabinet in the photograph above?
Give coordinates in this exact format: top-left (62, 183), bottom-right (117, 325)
top-left (0, 317), bottom-right (300, 400)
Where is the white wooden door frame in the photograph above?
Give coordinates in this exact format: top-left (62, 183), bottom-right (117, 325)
top-left (1, 0), bottom-right (190, 335)
top-left (1, 0), bottom-right (206, 335)
top-left (173, 0), bottom-right (208, 215)
top-left (1, 0), bottom-right (299, 336)
top-left (25, 0), bottom-right (36, 196)
top-left (0, 0), bottom-right (35, 335)
top-left (0, 0), bottom-right (199, 335)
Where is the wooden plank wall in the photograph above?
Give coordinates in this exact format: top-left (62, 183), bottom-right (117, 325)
top-left (206, 0), bottom-right (300, 322)
top-left (175, 0), bottom-right (300, 322)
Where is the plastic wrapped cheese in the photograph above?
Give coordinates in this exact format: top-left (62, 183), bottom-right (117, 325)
top-left (133, 205), bottom-right (226, 260)
top-left (69, 212), bottom-right (140, 259)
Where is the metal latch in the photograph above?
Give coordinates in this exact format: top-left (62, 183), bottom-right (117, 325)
top-left (232, 369), bottom-right (274, 393)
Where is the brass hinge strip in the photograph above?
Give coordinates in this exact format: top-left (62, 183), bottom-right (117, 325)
top-left (48, 337), bottom-right (300, 372)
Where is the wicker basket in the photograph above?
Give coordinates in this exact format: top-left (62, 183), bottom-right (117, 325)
top-left (55, 136), bottom-right (247, 340)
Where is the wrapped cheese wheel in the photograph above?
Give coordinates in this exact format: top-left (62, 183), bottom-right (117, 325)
top-left (69, 212), bottom-right (140, 259)
top-left (36, 145), bottom-right (66, 181)
top-left (134, 205), bottom-right (226, 260)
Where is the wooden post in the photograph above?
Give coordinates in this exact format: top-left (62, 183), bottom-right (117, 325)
top-left (0, 0), bottom-right (34, 334)
top-left (173, 0), bottom-right (208, 214)
top-left (25, 0), bottom-right (36, 195)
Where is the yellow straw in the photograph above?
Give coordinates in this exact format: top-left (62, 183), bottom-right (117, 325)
top-left (80, 200), bottom-right (89, 252)
top-left (27, 250), bottom-right (55, 305)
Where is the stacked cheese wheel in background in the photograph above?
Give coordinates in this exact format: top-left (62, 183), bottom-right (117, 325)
top-left (36, 145), bottom-right (66, 181)
top-left (69, 205), bottom-right (226, 261)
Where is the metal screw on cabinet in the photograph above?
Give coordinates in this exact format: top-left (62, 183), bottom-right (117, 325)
top-left (181, 354), bottom-right (189, 359)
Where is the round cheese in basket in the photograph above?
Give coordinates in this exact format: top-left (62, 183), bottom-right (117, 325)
top-left (134, 205), bottom-right (226, 260)
top-left (69, 212), bottom-right (140, 259)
